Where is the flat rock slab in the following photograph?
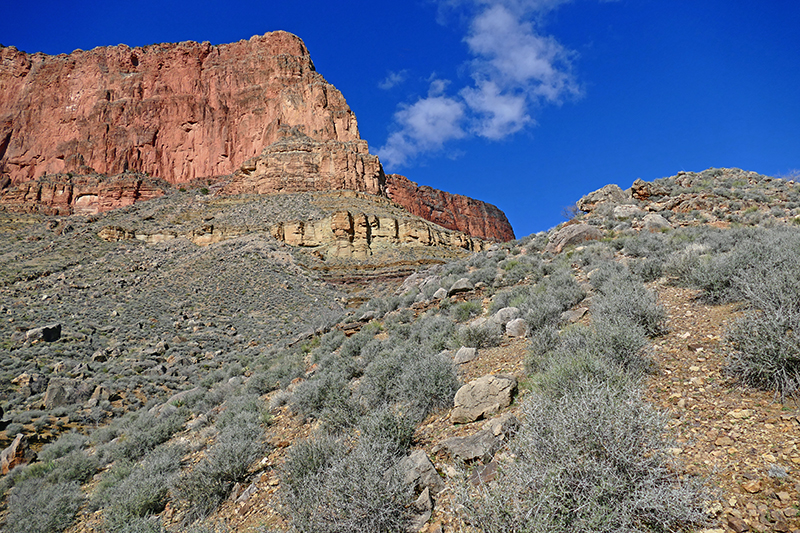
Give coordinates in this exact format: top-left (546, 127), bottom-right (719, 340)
top-left (454, 346), bottom-right (478, 364)
top-left (451, 374), bottom-right (517, 424)
top-left (434, 429), bottom-right (499, 462)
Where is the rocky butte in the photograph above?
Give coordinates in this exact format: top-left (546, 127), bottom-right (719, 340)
top-left (0, 31), bottom-right (514, 241)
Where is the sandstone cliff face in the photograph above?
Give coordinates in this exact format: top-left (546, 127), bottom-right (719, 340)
top-left (0, 31), bottom-right (358, 184)
top-left (222, 127), bottom-right (385, 197)
top-left (0, 173), bottom-right (167, 215)
top-left (386, 174), bottom-right (515, 241)
top-left (99, 208), bottom-right (484, 259)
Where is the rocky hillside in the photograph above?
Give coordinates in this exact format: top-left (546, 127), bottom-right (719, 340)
top-left (0, 33), bottom-right (514, 242)
top-left (1, 167), bottom-right (799, 533)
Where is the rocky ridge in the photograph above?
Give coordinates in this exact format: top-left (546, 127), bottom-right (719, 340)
top-left (2, 168), bottom-right (800, 533)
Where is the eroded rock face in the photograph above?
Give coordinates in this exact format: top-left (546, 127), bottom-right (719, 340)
top-left (386, 174), bottom-right (515, 242)
top-left (0, 33), bottom-right (516, 242)
top-left (0, 173), bottom-right (167, 215)
top-left (223, 128), bottom-right (385, 197)
top-left (0, 32), bottom-right (358, 184)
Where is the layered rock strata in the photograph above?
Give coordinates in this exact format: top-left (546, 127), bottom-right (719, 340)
top-left (0, 173), bottom-right (167, 215)
top-left (386, 174), bottom-right (515, 241)
top-left (99, 208), bottom-right (485, 259)
top-left (0, 32), bottom-right (515, 241)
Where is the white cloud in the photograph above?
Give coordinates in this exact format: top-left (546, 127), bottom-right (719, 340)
top-left (461, 80), bottom-right (531, 139)
top-left (378, 0), bottom-right (584, 168)
top-left (378, 70), bottom-right (408, 90)
top-left (376, 88), bottom-right (466, 167)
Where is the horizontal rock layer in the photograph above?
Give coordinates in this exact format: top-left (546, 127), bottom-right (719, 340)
top-left (386, 174), bottom-right (515, 242)
top-left (0, 173), bottom-right (167, 215)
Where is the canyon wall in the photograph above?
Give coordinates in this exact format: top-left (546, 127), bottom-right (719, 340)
top-left (0, 31), bottom-right (358, 184)
top-left (0, 32), bottom-right (515, 241)
top-left (386, 174), bottom-right (515, 241)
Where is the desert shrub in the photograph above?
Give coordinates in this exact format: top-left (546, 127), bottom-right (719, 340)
top-left (458, 377), bottom-right (704, 533)
top-left (357, 346), bottom-right (458, 420)
top-left (338, 326), bottom-right (377, 361)
top-left (96, 445), bottom-right (184, 525)
top-left (111, 407), bottom-right (187, 462)
top-left (469, 265), bottom-right (498, 286)
top-left (282, 436), bottom-right (411, 533)
top-left (524, 325), bottom-right (562, 374)
top-left (357, 406), bottom-right (415, 456)
top-left (290, 371), bottom-right (351, 420)
top-left (396, 351), bottom-right (459, 418)
top-left (45, 449), bottom-right (99, 484)
top-left (726, 248), bottom-right (800, 398)
top-left (174, 411), bottom-right (266, 522)
top-left (452, 322), bottom-right (501, 349)
top-left (451, 300), bottom-right (482, 322)
top-left (629, 257), bottom-right (663, 282)
top-left (593, 272), bottom-right (666, 337)
top-left (37, 431), bottom-right (90, 462)
top-left (5, 478), bottom-right (84, 533)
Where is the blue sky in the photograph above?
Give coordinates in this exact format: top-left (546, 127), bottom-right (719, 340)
top-left (3, 1), bottom-right (799, 237)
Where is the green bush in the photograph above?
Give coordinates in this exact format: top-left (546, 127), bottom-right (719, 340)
top-left (173, 412), bottom-right (266, 522)
top-left (282, 436), bottom-right (411, 533)
top-left (458, 378), bottom-right (704, 533)
top-left (5, 478), bottom-right (84, 533)
top-left (452, 300), bottom-right (482, 322)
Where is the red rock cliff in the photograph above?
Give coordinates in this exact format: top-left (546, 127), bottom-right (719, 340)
top-left (386, 174), bottom-right (515, 241)
top-left (0, 32), bottom-right (515, 241)
top-left (0, 31), bottom-right (359, 184)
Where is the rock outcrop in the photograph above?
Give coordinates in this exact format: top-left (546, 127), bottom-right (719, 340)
top-left (99, 207), bottom-right (486, 259)
top-left (0, 172), bottom-right (168, 215)
top-left (386, 174), bottom-right (515, 242)
top-left (223, 127), bottom-right (385, 197)
top-left (0, 32), bottom-right (358, 184)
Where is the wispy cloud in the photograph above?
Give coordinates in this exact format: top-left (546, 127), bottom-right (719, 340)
top-left (376, 80), bottom-right (466, 167)
top-left (377, 0), bottom-right (583, 168)
top-left (378, 69), bottom-right (409, 90)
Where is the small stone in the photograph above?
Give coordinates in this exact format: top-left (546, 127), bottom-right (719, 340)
top-left (776, 491), bottom-right (791, 503)
top-left (715, 436), bottom-right (734, 446)
top-left (432, 287), bottom-right (447, 300)
top-left (742, 479), bottom-right (763, 493)
top-left (726, 516), bottom-right (749, 533)
top-left (773, 520), bottom-right (790, 533)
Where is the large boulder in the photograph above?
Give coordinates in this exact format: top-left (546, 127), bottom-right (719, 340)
top-left (545, 224), bottom-right (603, 254)
top-left (451, 375), bottom-right (517, 424)
top-left (489, 307), bottom-right (520, 328)
top-left (505, 318), bottom-right (528, 338)
top-left (643, 213), bottom-right (673, 232)
top-left (1, 434), bottom-right (35, 474)
top-left (25, 323), bottom-right (61, 343)
top-left (576, 184), bottom-right (627, 213)
top-left (447, 278), bottom-right (474, 296)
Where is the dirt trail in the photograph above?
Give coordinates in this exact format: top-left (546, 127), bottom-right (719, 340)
top-left (648, 285), bottom-right (800, 533)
